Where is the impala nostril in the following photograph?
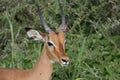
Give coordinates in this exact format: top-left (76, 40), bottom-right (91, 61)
top-left (62, 59), bottom-right (68, 63)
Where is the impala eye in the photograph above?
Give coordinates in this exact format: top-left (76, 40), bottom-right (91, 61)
top-left (48, 41), bottom-right (53, 46)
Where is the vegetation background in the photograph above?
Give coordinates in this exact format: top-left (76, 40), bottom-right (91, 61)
top-left (0, 0), bottom-right (120, 80)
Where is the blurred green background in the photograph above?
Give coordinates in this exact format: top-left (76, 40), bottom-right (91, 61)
top-left (0, 0), bottom-right (120, 80)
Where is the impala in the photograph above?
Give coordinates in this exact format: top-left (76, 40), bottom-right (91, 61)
top-left (0, 0), bottom-right (69, 80)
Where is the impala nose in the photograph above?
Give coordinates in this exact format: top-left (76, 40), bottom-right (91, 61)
top-left (61, 57), bottom-right (69, 66)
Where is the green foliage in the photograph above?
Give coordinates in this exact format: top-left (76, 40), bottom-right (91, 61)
top-left (0, 0), bottom-right (120, 80)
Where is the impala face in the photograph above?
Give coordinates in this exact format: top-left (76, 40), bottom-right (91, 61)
top-left (26, 0), bottom-right (69, 66)
top-left (26, 29), bottom-right (69, 66)
top-left (46, 31), bottom-right (69, 66)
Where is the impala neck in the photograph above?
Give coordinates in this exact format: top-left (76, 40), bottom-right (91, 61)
top-left (30, 44), bottom-right (53, 80)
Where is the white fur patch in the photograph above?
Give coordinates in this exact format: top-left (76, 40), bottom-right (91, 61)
top-left (50, 60), bottom-right (55, 64)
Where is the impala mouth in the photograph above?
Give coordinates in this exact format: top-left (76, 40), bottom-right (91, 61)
top-left (61, 62), bottom-right (69, 67)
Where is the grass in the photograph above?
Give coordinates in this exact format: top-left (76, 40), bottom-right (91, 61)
top-left (0, 0), bottom-right (120, 80)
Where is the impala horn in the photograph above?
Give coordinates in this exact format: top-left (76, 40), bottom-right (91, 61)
top-left (58, 0), bottom-right (66, 31)
top-left (36, 4), bottom-right (52, 33)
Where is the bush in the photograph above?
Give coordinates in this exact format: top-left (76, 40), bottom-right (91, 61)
top-left (0, 0), bottom-right (120, 80)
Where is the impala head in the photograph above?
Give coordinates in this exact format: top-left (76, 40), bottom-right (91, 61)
top-left (26, 0), bottom-right (69, 66)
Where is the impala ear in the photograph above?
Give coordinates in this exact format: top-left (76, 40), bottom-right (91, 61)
top-left (25, 28), bottom-right (46, 41)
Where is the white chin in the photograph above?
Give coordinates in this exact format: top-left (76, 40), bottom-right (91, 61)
top-left (50, 60), bottom-right (55, 63)
top-left (61, 64), bottom-right (68, 67)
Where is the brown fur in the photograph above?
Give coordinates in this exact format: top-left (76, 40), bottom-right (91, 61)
top-left (0, 31), bottom-right (69, 80)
